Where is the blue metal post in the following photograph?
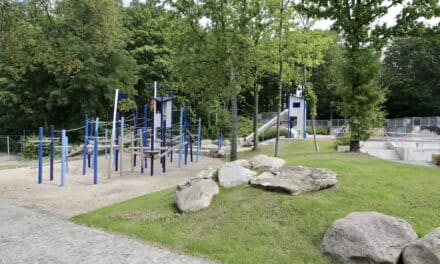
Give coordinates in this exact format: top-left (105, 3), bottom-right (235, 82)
top-left (196, 117), bottom-right (201, 162)
top-left (169, 92), bottom-right (174, 162)
top-left (133, 110), bottom-right (138, 166)
top-left (60, 129), bottom-right (66, 187)
top-left (50, 125), bottom-right (54, 181)
top-left (83, 114), bottom-right (88, 175)
top-left (38, 127), bottom-right (43, 184)
top-left (143, 104), bottom-right (148, 168)
top-left (150, 125), bottom-right (154, 176)
top-left (115, 113), bottom-right (119, 171)
top-left (160, 99), bottom-right (164, 169)
top-left (178, 107), bottom-right (184, 168)
top-left (94, 118), bottom-right (99, 184)
top-left (162, 120), bottom-right (166, 173)
top-left (140, 127), bottom-right (145, 174)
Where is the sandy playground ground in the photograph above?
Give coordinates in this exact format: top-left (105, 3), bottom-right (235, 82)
top-left (0, 154), bottom-right (223, 217)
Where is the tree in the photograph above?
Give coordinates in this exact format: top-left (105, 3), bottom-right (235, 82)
top-left (382, 30), bottom-right (440, 117)
top-left (123, 0), bottom-right (172, 105)
top-left (301, 0), bottom-right (440, 152)
top-left (273, 0), bottom-right (294, 157)
top-left (0, 0), bottom-right (138, 136)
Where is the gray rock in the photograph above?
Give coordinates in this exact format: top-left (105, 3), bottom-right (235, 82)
top-left (175, 179), bottom-right (219, 212)
top-left (321, 212), bottom-right (418, 264)
top-left (249, 154), bottom-right (286, 169)
top-left (249, 166), bottom-right (337, 195)
top-left (402, 227), bottom-right (440, 264)
top-left (218, 163), bottom-right (256, 188)
top-left (177, 167), bottom-right (217, 191)
top-left (228, 159), bottom-right (252, 169)
top-left (195, 167), bottom-right (217, 179)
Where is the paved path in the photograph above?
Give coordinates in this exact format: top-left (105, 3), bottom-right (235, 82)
top-left (0, 200), bottom-right (213, 264)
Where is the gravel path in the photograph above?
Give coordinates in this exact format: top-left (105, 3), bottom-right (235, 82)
top-left (0, 155), bottom-right (223, 217)
top-left (0, 200), bottom-right (214, 264)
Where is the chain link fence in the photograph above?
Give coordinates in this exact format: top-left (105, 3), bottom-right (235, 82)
top-left (0, 135), bottom-right (24, 156)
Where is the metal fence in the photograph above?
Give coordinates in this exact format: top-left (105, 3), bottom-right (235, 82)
top-left (386, 116), bottom-right (440, 128)
top-left (0, 135), bottom-right (24, 155)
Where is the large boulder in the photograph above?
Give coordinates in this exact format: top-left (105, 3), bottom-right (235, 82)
top-left (175, 179), bottom-right (219, 212)
top-left (402, 227), bottom-right (440, 264)
top-left (249, 154), bottom-right (286, 169)
top-left (321, 212), bottom-right (418, 264)
top-left (228, 159), bottom-right (252, 169)
top-left (218, 163), bottom-right (256, 188)
top-left (249, 166), bottom-right (337, 195)
top-left (177, 167), bottom-right (217, 191)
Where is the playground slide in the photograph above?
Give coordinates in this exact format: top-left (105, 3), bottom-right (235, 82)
top-left (244, 109), bottom-right (288, 142)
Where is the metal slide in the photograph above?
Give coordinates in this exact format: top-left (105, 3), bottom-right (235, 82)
top-left (244, 109), bottom-right (288, 142)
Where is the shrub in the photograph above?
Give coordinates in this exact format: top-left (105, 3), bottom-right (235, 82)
top-left (23, 136), bottom-right (60, 159)
top-left (335, 131), bottom-right (351, 148)
top-left (258, 127), bottom-right (288, 141)
top-left (306, 126), bottom-right (329, 135)
top-left (238, 116), bottom-right (253, 138)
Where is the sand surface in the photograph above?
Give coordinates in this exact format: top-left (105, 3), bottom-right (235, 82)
top-left (0, 154), bottom-right (223, 217)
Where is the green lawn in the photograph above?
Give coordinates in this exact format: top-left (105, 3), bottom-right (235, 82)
top-left (73, 140), bottom-right (440, 264)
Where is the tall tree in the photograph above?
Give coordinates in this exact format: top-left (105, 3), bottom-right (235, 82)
top-left (382, 29), bottom-right (440, 117)
top-left (301, 0), bottom-right (440, 152)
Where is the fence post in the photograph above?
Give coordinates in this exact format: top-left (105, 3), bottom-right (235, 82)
top-left (6, 136), bottom-right (10, 156)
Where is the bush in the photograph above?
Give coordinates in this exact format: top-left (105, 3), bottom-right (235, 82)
top-left (258, 127), bottom-right (288, 141)
top-left (306, 126), bottom-right (329, 135)
top-left (238, 116), bottom-right (253, 138)
top-left (335, 131), bottom-right (351, 147)
top-left (23, 136), bottom-right (60, 159)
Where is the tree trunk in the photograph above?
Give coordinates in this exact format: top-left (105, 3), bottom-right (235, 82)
top-left (350, 140), bottom-right (360, 152)
top-left (230, 66), bottom-right (238, 161)
top-left (303, 64), bottom-right (319, 152)
top-left (252, 68), bottom-right (259, 151)
top-left (311, 119), bottom-right (320, 152)
top-left (274, 0), bottom-right (284, 158)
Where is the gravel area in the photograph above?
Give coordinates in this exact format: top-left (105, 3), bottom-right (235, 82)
top-left (0, 155), bottom-right (223, 217)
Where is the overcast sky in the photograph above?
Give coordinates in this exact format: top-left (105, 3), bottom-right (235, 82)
top-left (122, 0), bottom-right (438, 30)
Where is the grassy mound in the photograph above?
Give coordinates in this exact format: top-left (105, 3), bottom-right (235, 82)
top-left (73, 140), bottom-right (440, 264)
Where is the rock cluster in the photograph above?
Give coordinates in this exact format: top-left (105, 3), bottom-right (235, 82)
top-left (321, 212), bottom-right (440, 264)
top-left (175, 155), bottom-right (340, 213)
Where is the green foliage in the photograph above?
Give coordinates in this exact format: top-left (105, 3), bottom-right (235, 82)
top-left (337, 49), bottom-right (386, 142)
top-left (23, 136), bottom-right (60, 159)
top-left (237, 117), bottom-right (253, 138)
top-left (335, 132), bottom-right (351, 147)
top-left (306, 126), bottom-right (329, 135)
top-left (258, 126), bottom-right (288, 141)
top-left (74, 140), bottom-right (440, 263)
top-left (382, 32), bottom-right (440, 117)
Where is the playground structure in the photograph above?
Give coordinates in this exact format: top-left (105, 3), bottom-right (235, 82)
top-left (244, 93), bottom-right (307, 144)
top-left (35, 83), bottom-right (202, 186)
